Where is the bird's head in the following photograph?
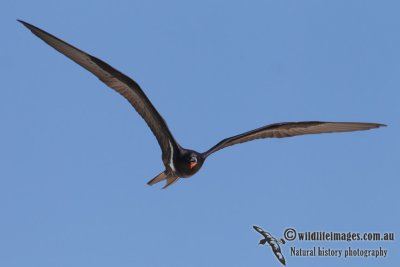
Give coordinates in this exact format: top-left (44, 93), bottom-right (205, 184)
top-left (180, 150), bottom-right (205, 177)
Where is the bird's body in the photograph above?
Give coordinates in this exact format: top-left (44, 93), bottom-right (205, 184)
top-left (19, 20), bottom-right (385, 188)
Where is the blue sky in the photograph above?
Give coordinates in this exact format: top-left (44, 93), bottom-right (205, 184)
top-left (1, 1), bottom-right (398, 266)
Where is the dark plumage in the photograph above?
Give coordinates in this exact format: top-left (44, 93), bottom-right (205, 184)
top-left (19, 20), bottom-right (386, 188)
top-left (253, 225), bottom-right (286, 265)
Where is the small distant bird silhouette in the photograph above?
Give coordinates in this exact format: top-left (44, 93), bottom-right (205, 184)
top-left (18, 20), bottom-right (386, 189)
top-left (253, 225), bottom-right (286, 265)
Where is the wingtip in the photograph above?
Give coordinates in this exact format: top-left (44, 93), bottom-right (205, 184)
top-left (17, 20), bottom-right (42, 33)
top-left (17, 19), bottom-right (33, 30)
top-left (17, 19), bottom-right (27, 25)
top-left (363, 122), bottom-right (387, 129)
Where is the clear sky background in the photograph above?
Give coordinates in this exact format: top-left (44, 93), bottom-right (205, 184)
top-left (1, 1), bottom-right (398, 266)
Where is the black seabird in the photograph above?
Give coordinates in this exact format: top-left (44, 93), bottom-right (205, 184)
top-left (18, 20), bottom-right (386, 189)
top-left (253, 225), bottom-right (286, 265)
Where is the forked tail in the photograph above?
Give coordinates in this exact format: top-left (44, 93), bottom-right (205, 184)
top-left (147, 171), bottom-right (179, 189)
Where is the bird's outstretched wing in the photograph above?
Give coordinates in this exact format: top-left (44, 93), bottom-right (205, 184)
top-left (18, 20), bottom-right (178, 159)
top-left (253, 225), bottom-right (270, 238)
top-left (205, 121), bottom-right (385, 157)
top-left (270, 242), bottom-right (286, 265)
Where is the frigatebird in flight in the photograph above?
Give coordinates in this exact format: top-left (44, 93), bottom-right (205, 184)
top-left (18, 20), bottom-right (385, 189)
top-left (253, 225), bottom-right (286, 265)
